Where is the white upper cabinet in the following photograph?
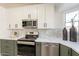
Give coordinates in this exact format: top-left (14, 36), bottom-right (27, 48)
top-left (45, 5), bottom-right (55, 29)
top-left (37, 5), bottom-right (45, 29)
top-left (7, 4), bottom-right (56, 29)
top-left (37, 4), bottom-right (55, 29)
top-left (27, 6), bottom-right (38, 19)
top-left (7, 6), bottom-right (38, 29)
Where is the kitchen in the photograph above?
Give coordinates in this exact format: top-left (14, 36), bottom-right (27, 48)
top-left (0, 3), bottom-right (79, 56)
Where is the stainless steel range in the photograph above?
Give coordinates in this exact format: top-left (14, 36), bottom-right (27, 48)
top-left (17, 31), bottom-right (39, 56)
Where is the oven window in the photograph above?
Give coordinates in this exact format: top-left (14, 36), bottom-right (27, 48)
top-left (18, 44), bottom-right (35, 56)
top-left (26, 21), bottom-right (32, 26)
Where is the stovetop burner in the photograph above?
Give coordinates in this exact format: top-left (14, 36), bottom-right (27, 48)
top-left (18, 33), bottom-right (39, 42)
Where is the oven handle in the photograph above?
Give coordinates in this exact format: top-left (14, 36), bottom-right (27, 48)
top-left (17, 41), bottom-right (35, 45)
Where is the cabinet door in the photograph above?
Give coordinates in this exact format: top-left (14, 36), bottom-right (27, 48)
top-left (7, 40), bottom-right (17, 56)
top-left (45, 4), bottom-right (55, 29)
top-left (60, 44), bottom-right (69, 56)
top-left (60, 44), bottom-right (72, 56)
top-left (1, 40), bottom-right (11, 56)
top-left (36, 42), bottom-right (41, 56)
top-left (49, 43), bottom-right (59, 56)
top-left (28, 6), bottom-right (37, 19)
top-left (72, 50), bottom-right (79, 56)
top-left (1, 40), bottom-right (17, 56)
top-left (37, 5), bottom-right (45, 29)
top-left (37, 4), bottom-right (55, 29)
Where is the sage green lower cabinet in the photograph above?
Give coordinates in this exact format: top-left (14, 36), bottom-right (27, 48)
top-left (72, 50), bottom-right (79, 56)
top-left (60, 44), bottom-right (72, 56)
top-left (1, 39), bottom-right (17, 56)
top-left (36, 42), bottom-right (41, 56)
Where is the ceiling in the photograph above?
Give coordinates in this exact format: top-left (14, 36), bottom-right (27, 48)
top-left (0, 3), bottom-right (41, 8)
top-left (0, 3), bottom-right (79, 11)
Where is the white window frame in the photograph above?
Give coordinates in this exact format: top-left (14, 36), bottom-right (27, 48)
top-left (65, 10), bottom-right (79, 30)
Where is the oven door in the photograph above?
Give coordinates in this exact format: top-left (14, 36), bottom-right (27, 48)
top-left (17, 41), bottom-right (35, 56)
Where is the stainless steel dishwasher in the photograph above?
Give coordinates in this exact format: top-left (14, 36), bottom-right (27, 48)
top-left (41, 43), bottom-right (59, 56)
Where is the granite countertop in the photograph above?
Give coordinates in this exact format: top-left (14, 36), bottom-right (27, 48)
top-left (35, 36), bottom-right (79, 54)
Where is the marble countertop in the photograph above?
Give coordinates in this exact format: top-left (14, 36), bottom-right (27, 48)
top-left (35, 36), bottom-right (79, 54)
top-left (0, 35), bottom-right (25, 40)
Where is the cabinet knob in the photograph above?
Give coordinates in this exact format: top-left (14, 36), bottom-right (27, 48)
top-left (44, 23), bottom-right (47, 28)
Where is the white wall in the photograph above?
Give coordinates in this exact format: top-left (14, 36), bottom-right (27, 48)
top-left (0, 7), bottom-right (9, 37)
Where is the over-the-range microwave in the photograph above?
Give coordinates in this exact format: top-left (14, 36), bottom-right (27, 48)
top-left (22, 19), bottom-right (37, 29)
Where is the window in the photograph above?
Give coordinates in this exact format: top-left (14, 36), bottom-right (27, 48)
top-left (65, 10), bottom-right (79, 30)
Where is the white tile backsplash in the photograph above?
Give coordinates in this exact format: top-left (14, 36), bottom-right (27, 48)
top-left (9, 29), bottom-right (38, 37)
top-left (9, 28), bottom-right (79, 43)
top-left (38, 29), bottom-right (62, 38)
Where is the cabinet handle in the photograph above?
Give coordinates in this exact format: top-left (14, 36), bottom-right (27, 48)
top-left (51, 45), bottom-right (56, 47)
top-left (68, 49), bottom-right (69, 55)
top-left (45, 44), bottom-right (51, 46)
top-left (45, 44), bottom-right (49, 46)
top-left (68, 49), bottom-right (71, 56)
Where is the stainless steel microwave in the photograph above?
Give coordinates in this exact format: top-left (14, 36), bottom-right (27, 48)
top-left (22, 19), bottom-right (37, 29)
